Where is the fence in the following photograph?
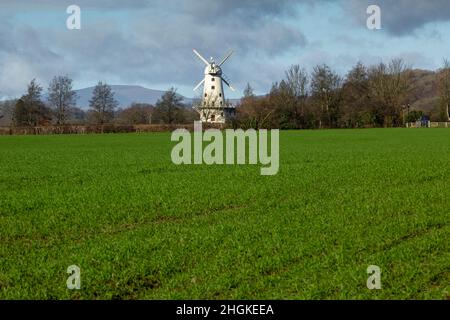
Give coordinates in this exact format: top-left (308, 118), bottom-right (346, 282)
top-left (0, 123), bottom-right (229, 135)
top-left (406, 122), bottom-right (450, 128)
top-left (2, 122), bottom-right (448, 135)
top-left (0, 124), bottom-right (187, 135)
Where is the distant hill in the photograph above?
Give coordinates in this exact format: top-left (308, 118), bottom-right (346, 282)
top-left (74, 85), bottom-right (194, 109)
top-left (407, 69), bottom-right (440, 114)
top-left (74, 85), bottom-right (241, 109)
top-left (10, 70), bottom-right (446, 116)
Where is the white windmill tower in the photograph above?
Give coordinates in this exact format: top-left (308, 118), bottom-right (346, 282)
top-left (192, 49), bottom-right (236, 124)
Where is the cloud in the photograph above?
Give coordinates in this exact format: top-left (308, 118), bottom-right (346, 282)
top-left (0, 0), bottom-right (308, 98)
top-left (1, 0), bottom-right (450, 99)
top-left (0, 0), bottom-right (149, 11)
top-left (0, 22), bottom-right (65, 98)
top-left (0, 55), bottom-right (36, 99)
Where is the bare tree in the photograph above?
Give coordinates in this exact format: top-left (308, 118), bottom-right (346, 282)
top-left (389, 59), bottom-right (412, 125)
top-left (48, 75), bottom-right (77, 125)
top-left (438, 59), bottom-right (450, 121)
top-left (367, 59), bottom-right (412, 127)
top-left (153, 87), bottom-right (184, 124)
top-left (0, 100), bottom-right (16, 126)
top-left (310, 64), bottom-right (342, 128)
top-left (285, 65), bottom-right (308, 99)
top-left (89, 82), bottom-right (118, 125)
top-left (341, 62), bottom-right (370, 127)
top-left (285, 65), bottom-right (309, 127)
top-left (243, 82), bottom-right (255, 99)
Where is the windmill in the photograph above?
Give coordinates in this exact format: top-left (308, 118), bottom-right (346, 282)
top-left (192, 49), bottom-right (236, 124)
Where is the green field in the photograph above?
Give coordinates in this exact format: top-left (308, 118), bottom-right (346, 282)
top-left (0, 129), bottom-right (449, 299)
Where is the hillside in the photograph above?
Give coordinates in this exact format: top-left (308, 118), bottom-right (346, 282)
top-left (74, 85), bottom-right (194, 109)
top-left (408, 69), bottom-right (440, 113)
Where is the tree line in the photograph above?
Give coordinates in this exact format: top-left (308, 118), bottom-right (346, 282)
top-left (1, 59), bottom-right (450, 129)
top-left (236, 59), bottom-right (450, 129)
top-left (0, 77), bottom-right (196, 127)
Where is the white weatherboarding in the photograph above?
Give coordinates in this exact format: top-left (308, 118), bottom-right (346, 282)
top-left (192, 49), bottom-right (236, 124)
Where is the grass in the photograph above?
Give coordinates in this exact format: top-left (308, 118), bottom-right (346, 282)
top-left (0, 128), bottom-right (449, 299)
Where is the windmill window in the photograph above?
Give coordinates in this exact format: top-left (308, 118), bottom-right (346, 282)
top-left (204, 93), bottom-right (207, 97)
top-left (219, 93), bottom-right (222, 97)
top-left (211, 78), bottom-right (215, 81)
top-left (211, 86), bottom-right (215, 90)
top-left (220, 101), bottom-right (223, 105)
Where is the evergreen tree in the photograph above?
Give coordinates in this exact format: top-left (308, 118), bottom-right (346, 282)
top-left (13, 79), bottom-right (51, 126)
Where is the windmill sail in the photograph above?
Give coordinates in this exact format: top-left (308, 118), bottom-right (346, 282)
top-left (193, 79), bottom-right (205, 91)
top-left (193, 49), bottom-right (209, 66)
top-left (218, 50), bottom-right (234, 67)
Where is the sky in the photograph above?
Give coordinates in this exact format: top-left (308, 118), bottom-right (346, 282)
top-left (1, 0), bottom-right (450, 100)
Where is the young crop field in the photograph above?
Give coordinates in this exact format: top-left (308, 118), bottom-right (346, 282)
top-left (0, 129), bottom-right (448, 299)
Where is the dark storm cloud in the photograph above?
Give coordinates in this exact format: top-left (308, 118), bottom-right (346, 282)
top-left (2, 0), bottom-right (449, 98)
top-left (0, 0), bottom-right (308, 97)
top-left (0, 0), bottom-right (149, 10)
top-left (344, 0), bottom-right (450, 35)
top-left (0, 0), bottom-right (299, 16)
top-left (174, 0), bottom-right (299, 21)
